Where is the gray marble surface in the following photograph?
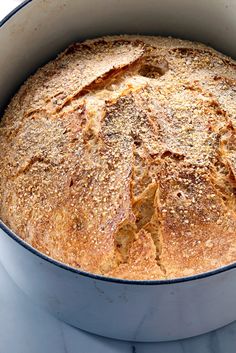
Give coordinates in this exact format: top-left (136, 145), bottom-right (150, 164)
top-left (1, 1), bottom-right (236, 352)
top-left (1, 261), bottom-right (236, 353)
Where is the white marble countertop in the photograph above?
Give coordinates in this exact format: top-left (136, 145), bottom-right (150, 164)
top-left (1, 2), bottom-right (236, 352)
top-left (1, 260), bottom-right (236, 353)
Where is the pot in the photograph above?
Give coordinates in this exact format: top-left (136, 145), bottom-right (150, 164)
top-left (0, 0), bottom-right (236, 342)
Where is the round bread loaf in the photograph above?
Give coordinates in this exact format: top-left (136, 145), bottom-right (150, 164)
top-left (0, 35), bottom-right (236, 280)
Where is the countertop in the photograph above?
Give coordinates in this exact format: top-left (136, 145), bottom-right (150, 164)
top-left (1, 1), bottom-right (236, 352)
top-left (1, 261), bottom-right (236, 353)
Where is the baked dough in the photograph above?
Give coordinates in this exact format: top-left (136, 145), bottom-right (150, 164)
top-left (0, 35), bottom-right (236, 280)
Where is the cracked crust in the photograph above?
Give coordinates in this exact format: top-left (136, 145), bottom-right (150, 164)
top-left (0, 35), bottom-right (236, 280)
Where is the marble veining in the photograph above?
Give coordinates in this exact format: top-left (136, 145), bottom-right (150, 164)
top-left (1, 2), bottom-right (236, 352)
top-left (1, 260), bottom-right (236, 353)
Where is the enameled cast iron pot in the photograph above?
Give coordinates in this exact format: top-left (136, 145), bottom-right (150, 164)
top-left (0, 0), bottom-right (236, 342)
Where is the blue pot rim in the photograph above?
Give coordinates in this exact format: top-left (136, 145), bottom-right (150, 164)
top-left (1, 0), bottom-right (236, 286)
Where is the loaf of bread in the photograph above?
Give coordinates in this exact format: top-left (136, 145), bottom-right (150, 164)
top-left (0, 35), bottom-right (236, 280)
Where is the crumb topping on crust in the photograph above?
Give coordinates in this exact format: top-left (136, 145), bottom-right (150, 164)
top-left (0, 35), bottom-right (236, 279)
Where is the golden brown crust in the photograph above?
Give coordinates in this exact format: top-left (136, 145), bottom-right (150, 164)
top-left (0, 35), bottom-right (236, 280)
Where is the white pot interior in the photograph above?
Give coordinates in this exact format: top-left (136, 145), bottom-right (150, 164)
top-left (0, 0), bottom-right (235, 112)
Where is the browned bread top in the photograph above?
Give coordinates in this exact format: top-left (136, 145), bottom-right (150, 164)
top-left (1, 35), bottom-right (236, 280)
